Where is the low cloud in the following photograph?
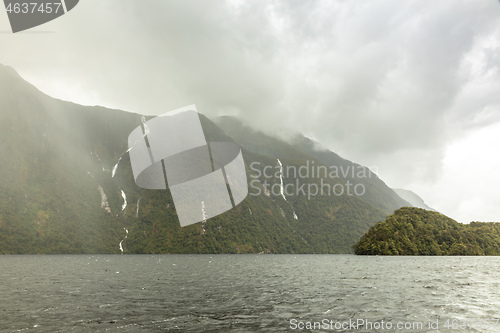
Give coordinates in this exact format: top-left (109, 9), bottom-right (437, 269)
top-left (1, 0), bottom-right (499, 221)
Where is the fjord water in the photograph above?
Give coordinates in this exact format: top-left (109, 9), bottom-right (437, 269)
top-left (1, 255), bottom-right (499, 332)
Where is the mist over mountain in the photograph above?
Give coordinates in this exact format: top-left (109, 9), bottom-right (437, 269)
top-left (393, 189), bottom-right (436, 212)
top-left (214, 116), bottom-right (409, 214)
top-left (0, 64), bottom-right (412, 254)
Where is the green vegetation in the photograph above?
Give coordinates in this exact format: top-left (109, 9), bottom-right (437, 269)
top-left (354, 207), bottom-right (500, 255)
top-left (0, 64), bottom-right (407, 254)
top-left (216, 116), bottom-right (409, 214)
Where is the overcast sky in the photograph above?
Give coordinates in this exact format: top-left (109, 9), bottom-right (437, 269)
top-left (1, 0), bottom-right (500, 223)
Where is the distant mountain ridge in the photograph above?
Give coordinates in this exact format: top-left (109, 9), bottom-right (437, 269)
top-left (392, 188), bottom-right (436, 211)
top-left (0, 64), bottom-right (411, 254)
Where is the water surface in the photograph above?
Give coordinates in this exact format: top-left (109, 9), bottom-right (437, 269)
top-left (1, 255), bottom-right (499, 332)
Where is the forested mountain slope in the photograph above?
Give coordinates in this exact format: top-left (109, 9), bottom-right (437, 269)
top-left (0, 64), bottom-right (409, 254)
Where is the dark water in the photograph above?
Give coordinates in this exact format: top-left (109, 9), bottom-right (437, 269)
top-left (1, 255), bottom-right (500, 332)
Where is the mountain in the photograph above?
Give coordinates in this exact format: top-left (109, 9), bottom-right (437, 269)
top-left (0, 64), bottom-right (409, 254)
top-left (393, 188), bottom-right (436, 211)
top-left (0, 65), bottom-right (141, 253)
top-left (353, 207), bottom-right (500, 255)
top-left (214, 116), bottom-right (410, 214)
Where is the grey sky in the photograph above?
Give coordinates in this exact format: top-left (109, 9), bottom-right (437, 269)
top-left (1, 0), bottom-right (499, 222)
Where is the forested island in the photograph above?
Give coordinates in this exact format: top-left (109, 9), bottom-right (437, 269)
top-left (354, 207), bottom-right (500, 255)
